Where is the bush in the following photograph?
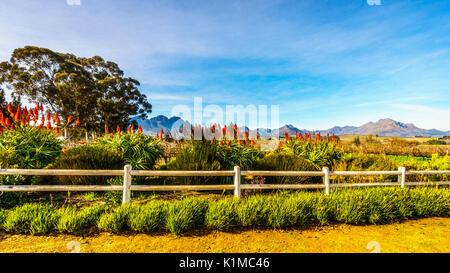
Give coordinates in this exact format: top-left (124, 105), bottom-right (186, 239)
top-left (3, 203), bottom-right (58, 235)
top-left (56, 205), bottom-right (106, 233)
top-left (43, 145), bottom-right (125, 185)
top-left (216, 143), bottom-right (262, 170)
top-left (166, 141), bottom-right (222, 185)
top-left (236, 195), bottom-right (270, 226)
top-left (333, 153), bottom-right (399, 183)
top-left (166, 198), bottom-right (209, 235)
top-left (204, 197), bottom-right (239, 230)
top-left (0, 126), bottom-right (62, 169)
top-left (282, 137), bottom-right (343, 168)
top-left (0, 209), bottom-right (7, 230)
top-left (266, 193), bottom-right (316, 228)
top-left (96, 133), bottom-right (163, 170)
top-left (128, 201), bottom-right (168, 232)
top-left (97, 205), bottom-right (130, 233)
top-left (255, 153), bottom-right (321, 184)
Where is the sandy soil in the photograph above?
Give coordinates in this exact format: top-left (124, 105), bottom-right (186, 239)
top-left (0, 217), bottom-right (448, 253)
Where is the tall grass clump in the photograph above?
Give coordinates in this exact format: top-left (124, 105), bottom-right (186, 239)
top-left (235, 194), bottom-right (271, 227)
top-left (56, 205), bottom-right (107, 233)
top-left (97, 205), bottom-right (131, 233)
top-left (96, 133), bottom-right (163, 170)
top-left (3, 203), bottom-right (58, 235)
top-left (0, 209), bottom-right (7, 230)
top-left (266, 192), bottom-right (317, 228)
top-left (255, 153), bottom-right (321, 184)
top-left (204, 197), bottom-right (239, 230)
top-left (127, 201), bottom-right (168, 232)
top-left (166, 198), bottom-right (209, 235)
top-left (43, 145), bottom-right (124, 185)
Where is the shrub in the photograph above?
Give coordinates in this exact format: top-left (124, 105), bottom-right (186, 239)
top-left (216, 143), bottom-right (262, 170)
top-left (266, 192), bottom-right (316, 228)
top-left (166, 198), bottom-right (209, 235)
top-left (0, 209), bottom-right (7, 230)
top-left (166, 141), bottom-right (222, 185)
top-left (255, 153), bottom-right (321, 184)
top-left (333, 153), bottom-right (398, 183)
top-left (56, 205), bottom-right (106, 233)
top-left (204, 197), bottom-right (239, 230)
top-left (96, 133), bottom-right (163, 170)
top-left (3, 203), bottom-right (57, 235)
top-left (43, 145), bottom-right (125, 185)
top-left (236, 195), bottom-right (270, 226)
top-left (0, 126), bottom-right (62, 169)
top-left (97, 205), bottom-right (130, 233)
top-left (282, 137), bottom-right (343, 168)
top-left (127, 201), bottom-right (168, 232)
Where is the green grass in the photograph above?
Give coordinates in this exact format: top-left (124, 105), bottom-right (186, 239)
top-left (0, 187), bottom-right (448, 235)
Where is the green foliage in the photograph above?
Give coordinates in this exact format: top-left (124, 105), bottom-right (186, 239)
top-left (283, 138), bottom-right (343, 168)
top-left (333, 153), bottom-right (399, 183)
top-left (255, 153), bottom-right (321, 184)
top-left (3, 203), bottom-right (58, 235)
top-left (167, 140), bottom-right (261, 185)
top-left (204, 197), bottom-right (239, 230)
top-left (127, 202), bottom-right (168, 232)
top-left (167, 141), bottom-right (222, 185)
top-left (96, 133), bottom-right (163, 170)
top-left (0, 209), bottom-right (7, 230)
top-left (353, 136), bottom-right (361, 146)
top-left (97, 205), bottom-right (130, 233)
top-left (216, 143), bottom-right (262, 169)
top-left (0, 187), bottom-right (448, 235)
top-left (44, 145), bottom-right (124, 185)
top-left (56, 205), bottom-right (106, 233)
top-left (0, 126), bottom-right (62, 169)
top-left (166, 198), bottom-right (209, 235)
top-left (425, 139), bottom-right (447, 145)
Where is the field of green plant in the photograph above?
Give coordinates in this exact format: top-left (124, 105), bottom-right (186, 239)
top-left (0, 187), bottom-right (448, 236)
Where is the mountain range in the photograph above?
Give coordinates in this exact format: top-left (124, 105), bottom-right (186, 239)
top-left (132, 115), bottom-right (450, 138)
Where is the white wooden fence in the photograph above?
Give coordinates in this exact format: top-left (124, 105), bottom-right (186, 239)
top-left (0, 165), bottom-right (449, 204)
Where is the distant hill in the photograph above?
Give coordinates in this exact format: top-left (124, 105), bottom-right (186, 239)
top-left (133, 116), bottom-right (450, 138)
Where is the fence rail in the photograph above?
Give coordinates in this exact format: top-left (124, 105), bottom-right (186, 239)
top-left (0, 165), bottom-right (449, 204)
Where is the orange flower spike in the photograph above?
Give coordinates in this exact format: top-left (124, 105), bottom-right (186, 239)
top-left (46, 111), bottom-right (51, 121)
top-left (244, 131), bottom-right (249, 141)
top-left (160, 128), bottom-right (164, 139)
top-left (156, 133), bottom-right (159, 139)
top-left (227, 140), bottom-right (231, 146)
top-left (23, 107), bottom-right (28, 117)
top-left (46, 121), bottom-right (52, 130)
top-left (7, 103), bottom-right (14, 116)
top-left (131, 124), bottom-right (134, 132)
top-left (278, 141), bottom-right (282, 151)
top-left (220, 140), bottom-right (224, 146)
top-left (116, 125), bottom-right (121, 133)
top-left (4, 118), bottom-right (10, 127)
top-left (21, 117), bottom-right (26, 127)
top-left (67, 116), bottom-right (73, 124)
top-left (14, 104), bottom-right (22, 123)
top-left (75, 117), bottom-right (80, 127)
top-left (55, 127), bottom-right (60, 134)
top-left (138, 124), bottom-right (143, 134)
top-left (127, 126), bottom-right (131, 133)
top-left (105, 127), bottom-right (110, 134)
top-left (238, 139), bottom-right (242, 145)
top-left (54, 113), bottom-right (61, 124)
top-left (250, 140), bottom-right (255, 146)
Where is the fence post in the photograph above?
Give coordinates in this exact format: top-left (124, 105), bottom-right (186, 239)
top-left (234, 166), bottom-right (241, 198)
top-left (323, 167), bottom-right (330, 195)
top-left (398, 166), bottom-right (406, 188)
top-left (122, 165), bottom-right (132, 204)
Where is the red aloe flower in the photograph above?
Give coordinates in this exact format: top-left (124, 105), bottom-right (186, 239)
top-left (53, 113), bottom-right (60, 124)
top-left (7, 103), bottom-right (15, 117)
top-left (46, 121), bottom-right (52, 130)
top-left (250, 140), bottom-right (255, 146)
top-left (75, 117), bottom-right (80, 127)
top-left (55, 127), bottom-right (60, 134)
top-left (238, 139), bottom-right (241, 145)
top-left (46, 111), bottom-right (51, 121)
top-left (67, 116), bottom-right (73, 124)
top-left (160, 128), bottom-right (164, 139)
top-left (227, 140), bottom-right (231, 146)
top-left (244, 131), bottom-right (249, 141)
top-left (138, 124), bottom-right (143, 134)
top-left (105, 127), bottom-right (110, 134)
top-left (220, 140), bottom-right (224, 146)
top-left (127, 126), bottom-right (131, 133)
top-left (277, 141), bottom-right (282, 151)
top-left (4, 117), bottom-right (10, 127)
top-left (156, 133), bottom-right (159, 139)
top-left (116, 125), bottom-right (121, 133)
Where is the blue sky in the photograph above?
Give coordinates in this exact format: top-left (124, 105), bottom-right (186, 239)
top-left (0, 0), bottom-right (449, 130)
